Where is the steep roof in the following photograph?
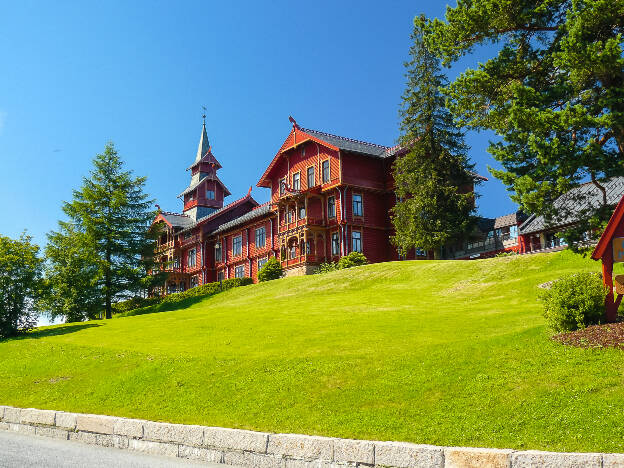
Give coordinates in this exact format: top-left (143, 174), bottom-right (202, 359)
top-left (519, 177), bottom-right (624, 235)
top-left (211, 203), bottom-right (272, 236)
top-left (178, 192), bottom-right (259, 234)
top-left (154, 212), bottom-right (194, 228)
top-left (187, 123), bottom-right (222, 170)
top-left (300, 128), bottom-right (390, 158)
top-left (178, 173), bottom-right (231, 198)
top-left (592, 194), bottom-right (624, 261)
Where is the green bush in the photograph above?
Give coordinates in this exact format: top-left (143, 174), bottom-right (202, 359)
top-left (540, 272), bottom-right (607, 333)
top-left (112, 296), bottom-right (161, 315)
top-left (258, 257), bottom-right (282, 282)
top-left (338, 252), bottom-right (368, 269)
top-left (114, 277), bottom-right (253, 317)
top-left (316, 262), bottom-right (339, 274)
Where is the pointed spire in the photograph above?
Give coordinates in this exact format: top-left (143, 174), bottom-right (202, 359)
top-left (195, 121), bottom-right (210, 163)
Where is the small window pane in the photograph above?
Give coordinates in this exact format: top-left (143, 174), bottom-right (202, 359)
top-left (328, 196), bottom-right (336, 218)
top-left (299, 205), bottom-right (306, 219)
top-left (235, 265), bottom-right (245, 278)
top-left (293, 173), bottom-right (300, 190)
top-left (352, 194), bottom-right (363, 217)
top-left (331, 232), bottom-right (340, 255)
top-left (233, 236), bottom-right (242, 256)
top-left (255, 227), bottom-right (266, 248)
top-left (307, 167), bottom-right (315, 188)
top-left (206, 190), bottom-right (215, 200)
top-left (322, 161), bottom-right (330, 183)
top-left (352, 231), bottom-right (362, 253)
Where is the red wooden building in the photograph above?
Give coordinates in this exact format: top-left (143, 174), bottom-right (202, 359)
top-left (152, 118), bottom-right (485, 292)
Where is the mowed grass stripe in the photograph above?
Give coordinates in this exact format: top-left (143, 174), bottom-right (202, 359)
top-left (1, 250), bottom-right (623, 452)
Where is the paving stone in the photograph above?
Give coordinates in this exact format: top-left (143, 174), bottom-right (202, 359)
top-left (268, 434), bottom-right (334, 460)
top-left (76, 414), bottom-right (117, 434)
top-left (55, 412), bottom-right (77, 430)
top-left (223, 450), bottom-right (284, 468)
top-left (333, 439), bottom-right (374, 464)
top-left (203, 426), bottom-right (269, 452)
top-left (128, 438), bottom-right (179, 458)
top-left (113, 418), bottom-right (144, 438)
top-left (96, 433), bottom-right (129, 449)
top-left (20, 408), bottom-right (56, 426)
top-left (3, 407), bottom-right (21, 424)
top-left (374, 441), bottom-right (443, 468)
top-left (603, 454), bottom-right (624, 468)
top-left (179, 444), bottom-right (224, 463)
top-left (445, 447), bottom-right (512, 468)
top-left (0, 422), bottom-right (9, 431)
top-left (9, 423), bottom-right (36, 435)
top-left (284, 458), bottom-right (327, 468)
top-left (69, 430), bottom-right (98, 444)
top-left (511, 450), bottom-right (602, 468)
top-left (35, 426), bottom-right (69, 440)
top-left (143, 421), bottom-right (204, 446)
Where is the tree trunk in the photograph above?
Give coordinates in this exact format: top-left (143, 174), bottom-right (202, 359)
top-left (105, 249), bottom-right (112, 320)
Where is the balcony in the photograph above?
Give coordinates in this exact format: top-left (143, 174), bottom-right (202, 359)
top-left (155, 241), bottom-right (174, 253)
top-left (180, 234), bottom-right (199, 247)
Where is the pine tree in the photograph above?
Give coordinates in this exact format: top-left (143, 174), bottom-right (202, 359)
top-left (63, 142), bottom-right (156, 319)
top-left (391, 17), bottom-right (479, 257)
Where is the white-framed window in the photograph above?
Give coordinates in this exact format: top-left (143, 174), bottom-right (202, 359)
top-left (255, 227), bottom-right (266, 248)
top-left (217, 271), bottom-right (224, 282)
top-left (215, 242), bottom-right (222, 262)
top-left (327, 196), bottom-right (336, 218)
top-left (352, 231), bottom-right (362, 252)
top-left (173, 257), bottom-right (180, 269)
top-left (258, 257), bottom-right (268, 270)
top-left (352, 193), bottom-right (363, 217)
top-left (190, 276), bottom-right (198, 288)
top-left (290, 245), bottom-right (296, 259)
top-left (233, 235), bottom-right (242, 256)
top-left (322, 160), bottom-right (330, 183)
top-left (299, 205), bottom-right (306, 219)
top-left (307, 166), bottom-right (315, 188)
top-left (331, 232), bottom-right (340, 255)
top-left (292, 172), bottom-right (300, 190)
top-left (235, 265), bottom-right (245, 278)
top-left (206, 189), bottom-right (215, 200)
top-left (187, 248), bottom-right (196, 267)
top-left (279, 178), bottom-right (286, 195)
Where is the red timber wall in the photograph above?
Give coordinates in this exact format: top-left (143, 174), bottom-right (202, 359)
top-left (212, 213), bottom-right (279, 283)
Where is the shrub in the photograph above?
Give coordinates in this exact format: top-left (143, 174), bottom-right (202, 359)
top-left (317, 262), bottom-right (339, 274)
top-left (540, 272), bottom-right (607, 333)
top-left (112, 296), bottom-right (161, 315)
top-left (258, 257), bottom-right (282, 282)
top-left (337, 252), bottom-right (368, 269)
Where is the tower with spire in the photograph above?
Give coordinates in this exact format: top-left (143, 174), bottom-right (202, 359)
top-left (178, 118), bottom-right (231, 221)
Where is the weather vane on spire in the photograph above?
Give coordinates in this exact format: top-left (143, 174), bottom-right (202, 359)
top-left (202, 106), bottom-right (207, 125)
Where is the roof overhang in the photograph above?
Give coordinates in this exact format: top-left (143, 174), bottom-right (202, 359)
top-left (592, 194), bottom-right (624, 260)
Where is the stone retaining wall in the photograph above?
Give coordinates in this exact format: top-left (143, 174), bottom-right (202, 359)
top-left (0, 405), bottom-right (620, 467)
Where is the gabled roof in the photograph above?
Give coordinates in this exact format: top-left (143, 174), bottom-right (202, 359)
top-left (211, 203), bottom-right (272, 236)
top-left (592, 194), bottom-right (624, 260)
top-left (520, 177), bottom-right (624, 235)
top-left (178, 174), bottom-right (231, 198)
top-left (178, 191), bottom-right (259, 234)
top-left (153, 211), bottom-right (194, 228)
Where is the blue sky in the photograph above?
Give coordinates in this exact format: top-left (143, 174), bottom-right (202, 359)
top-left (0, 0), bottom-right (517, 247)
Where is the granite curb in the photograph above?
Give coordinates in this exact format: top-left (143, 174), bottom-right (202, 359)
top-left (0, 405), bottom-right (618, 467)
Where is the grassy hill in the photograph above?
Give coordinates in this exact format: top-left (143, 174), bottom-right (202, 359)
top-left (1, 250), bottom-right (624, 453)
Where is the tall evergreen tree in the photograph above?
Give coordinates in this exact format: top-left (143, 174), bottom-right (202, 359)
top-left (42, 223), bottom-right (102, 322)
top-left (63, 142), bottom-right (156, 319)
top-left (392, 17), bottom-right (479, 257)
top-left (419, 0), bottom-right (624, 246)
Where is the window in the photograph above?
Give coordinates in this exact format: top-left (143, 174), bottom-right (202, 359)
top-left (235, 265), bottom-right (245, 278)
top-left (179, 282), bottom-right (186, 291)
top-left (352, 231), bottom-right (362, 253)
top-left (331, 232), bottom-right (340, 255)
top-left (173, 257), bottom-right (180, 269)
top-left (322, 160), bottom-right (330, 183)
top-left (290, 245), bottom-right (297, 259)
top-left (187, 249), bottom-right (196, 267)
top-left (305, 240), bottom-right (311, 255)
top-left (206, 189), bottom-right (215, 200)
top-left (215, 243), bottom-right (222, 262)
top-left (255, 227), bottom-right (266, 248)
top-left (415, 248), bottom-right (426, 257)
top-left (190, 276), bottom-right (198, 288)
top-left (352, 194), bottom-right (363, 217)
top-left (258, 257), bottom-right (268, 270)
top-left (307, 166), bottom-right (315, 188)
top-left (217, 271), bottom-right (224, 282)
top-left (233, 235), bottom-right (242, 256)
top-left (509, 225), bottom-right (518, 239)
top-left (292, 172), bottom-right (300, 190)
top-left (327, 196), bottom-right (336, 218)
top-left (279, 178), bottom-right (286, 195)
top-left (299, 205), bottom-right (306, 219)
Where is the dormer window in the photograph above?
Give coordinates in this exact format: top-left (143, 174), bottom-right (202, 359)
top-left (206, 189), bottom-right (215, 200)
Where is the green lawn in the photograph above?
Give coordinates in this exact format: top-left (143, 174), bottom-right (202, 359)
top-left (1, 250), bottom-right (623, 452)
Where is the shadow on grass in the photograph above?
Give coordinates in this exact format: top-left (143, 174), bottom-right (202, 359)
top-left (8, 323), bottom-right (103, 341)
top-left (117, 296), bottom-right (208, 318)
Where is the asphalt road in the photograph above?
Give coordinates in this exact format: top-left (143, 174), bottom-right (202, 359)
top-left (0, 430), bottom-right (224, 467)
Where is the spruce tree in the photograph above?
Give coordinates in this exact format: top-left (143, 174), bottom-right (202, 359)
top-left (63, 143), bottom-right (156, 319)
top-left (392, 17), bottom-right (479, 257)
